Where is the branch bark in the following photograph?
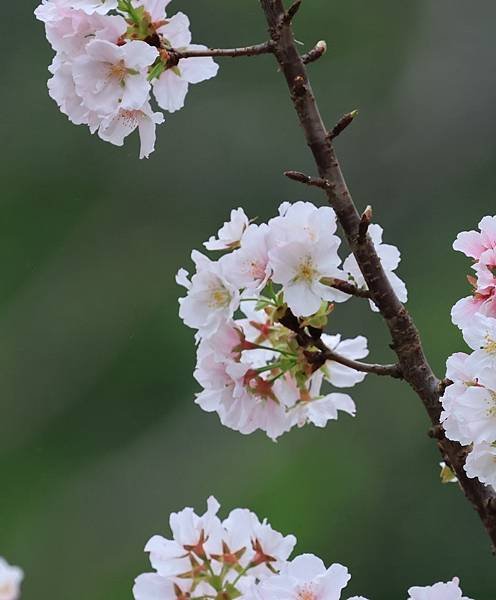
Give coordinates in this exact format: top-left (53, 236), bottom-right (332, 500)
top-left (259, 0), bottom-right (496, 550)
top-left (169, 42), bottom-right (274, 62)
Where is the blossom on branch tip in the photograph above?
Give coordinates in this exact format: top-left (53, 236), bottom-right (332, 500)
top-left (204, 208), bottom-right (250, 251)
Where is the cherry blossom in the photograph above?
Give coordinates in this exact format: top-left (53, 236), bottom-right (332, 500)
top-left (249, 554), bottom-right (364, 600)
top-left (98, 102), bottom-right (164, 159)
top-left (177, 252), bottom-right (240, 339)
top-left (407, 577), bottom-right (473, 600)
top-left (0, 558), bottom-right (23, 600)
top-left (72, 40), bottom-right (158, 114)
top-left (269, 236), bottom-right (346, 316)
top-left (465, 442), bottom-right (496, 489)
top-left (133, 497), bottom-right (296, 600)
top-left (151, 13), bottom-right (219, 113)
top-left (453, 216), bottom-right (496, 261)
top-left (343, 224), bottom-right (407, 312)
top-left (204, 208), bottom-right (250, 251)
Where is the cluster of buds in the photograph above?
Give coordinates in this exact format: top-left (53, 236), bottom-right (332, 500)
top-left (441, 216), bottom-right (496, 490)
top-left (35, 0), bottom-right (218, 158)
top-left (177, 201), bottom-right (406, 439)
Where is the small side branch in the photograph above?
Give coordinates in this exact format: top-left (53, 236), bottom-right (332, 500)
top-left (169, 41), bottom-right (274, 61)
top-left (302, 41), bottom-right (327, 65)
top-left (284, 170), bottom-right (332, 190)
top-left (317, 348), bottom-right (403, 378)
top-left (320, 277), bottom-right (371, 299)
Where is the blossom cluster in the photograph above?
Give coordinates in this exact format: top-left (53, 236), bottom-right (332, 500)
top-left (35, 0), bottom-right (218, 158)
top-left (133, 497), bottom-right (472, 600)
top-left (441, 216), bottom-right (496, 490)
top-left (0, 557), bottom-right (23, 600)
top-left (176, 202), bottom-right (407, 440)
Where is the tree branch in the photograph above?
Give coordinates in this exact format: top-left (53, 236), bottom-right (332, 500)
top-left (310, 344), bottom-right (402, 378)
top-left (320, 277), bottom-right (372, 299)
top-left (169, 41), bottom-right (274, 62)
top-left (259, 0), bottom-right (496, 550)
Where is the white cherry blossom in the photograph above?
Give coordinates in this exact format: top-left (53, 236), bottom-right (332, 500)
top-left (253, 554), bottom-right (356, 600)
top-left (0, 558), bottom-right (23, 600)
top-left (204, 207), bottom-right (250, 251)
top-left (407, 577), bottom-right (473, 600)
top-left (270, 237), bottom-right (347, 317)
top-left (177, 251), bottom-right (240, 338)
top-left (465, 442), bottom-right (496, 489)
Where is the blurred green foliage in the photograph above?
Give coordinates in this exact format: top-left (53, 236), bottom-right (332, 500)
top-left (1, 1), bottom-right (496, 598)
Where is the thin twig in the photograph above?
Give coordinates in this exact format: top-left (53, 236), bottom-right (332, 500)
top-left (302, 40), bottom-right (327, 65)
top-left (316, 348), bottom-right (402, 378)
top-left (169, 41), bottom-right (274, 62)
top-left (284, 170), bottom-right (332, 190)
top-left (320, 277), bottom-right (371, 299)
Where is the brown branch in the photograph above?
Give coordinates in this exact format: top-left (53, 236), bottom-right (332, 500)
top-left (169, 41), bottom-right (274, 62)
top-left (320, 276), bottom-right (371, 299)
top-left (313, 346), bottom-right (402, 378)
top-left (260, 0), bottom-right (496, 550)
top-left (284, 170), bottom-right (331, 189)
top-left (358, 205), bottom-right (373, 243)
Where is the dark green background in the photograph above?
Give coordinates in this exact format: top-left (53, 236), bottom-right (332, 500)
top-left (1, 1), bottom-right (495, 598)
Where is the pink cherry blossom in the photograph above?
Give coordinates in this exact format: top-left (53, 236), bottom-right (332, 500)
top-left (73, 39), bottom-right (158, 114)
top-left (98, 102), bottom-right (164, 159)
top-left (453, 215), bottom-right (496, 260)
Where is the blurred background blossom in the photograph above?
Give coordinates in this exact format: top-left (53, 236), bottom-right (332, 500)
top-left (1, 1), bottom-right (496, 598)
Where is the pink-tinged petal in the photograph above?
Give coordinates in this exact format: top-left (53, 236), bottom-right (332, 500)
top-left (122, 40), bottom-right (159, 69)
top-left (453, 230), bottom-right (485, 259)
top-left (153, 70), bottom-right (189, 112)
top-left (179, 46), bottom-right (219, 84)
top-left (85, 38), bottom-right (121, 63)
top-left (479, 215), bottom-right (496, 249)
top-left (286, 554), bottom-right (326, 581)
top-left (122, 74), bottom-right (151, 110)
top-left (159, 12), bottom-right (192, 48)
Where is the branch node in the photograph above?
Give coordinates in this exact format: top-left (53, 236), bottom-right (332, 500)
top-left (428, 424), bottom-right (445, 440)
top-left (328, 109), bottom-right (359, 140)
top-left (438, 378), bottom-right (453, 396)
top-left (284, 0), bottom-right (303, 24)
top-left (358, 205), bottom-right (373, 243)
top-left (302, 40), bottom-right (327, 65)
top-left (284, 170), bottom-right (331, 190)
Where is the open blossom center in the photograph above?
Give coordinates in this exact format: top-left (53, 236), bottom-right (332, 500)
top-left (208, 287), bottom-right (231, 309)
top-left (295, 256), bottom-right (317, 282)
top-left (484, 334), bottom-right (496, 354)
top-left (297, 585), bottom-right (317, 600)
top-left (108, 59), bottom-right (129, 81)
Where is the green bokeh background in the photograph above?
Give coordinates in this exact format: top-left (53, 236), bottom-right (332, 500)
top-left (1, 1), bottom-right (495, 598)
